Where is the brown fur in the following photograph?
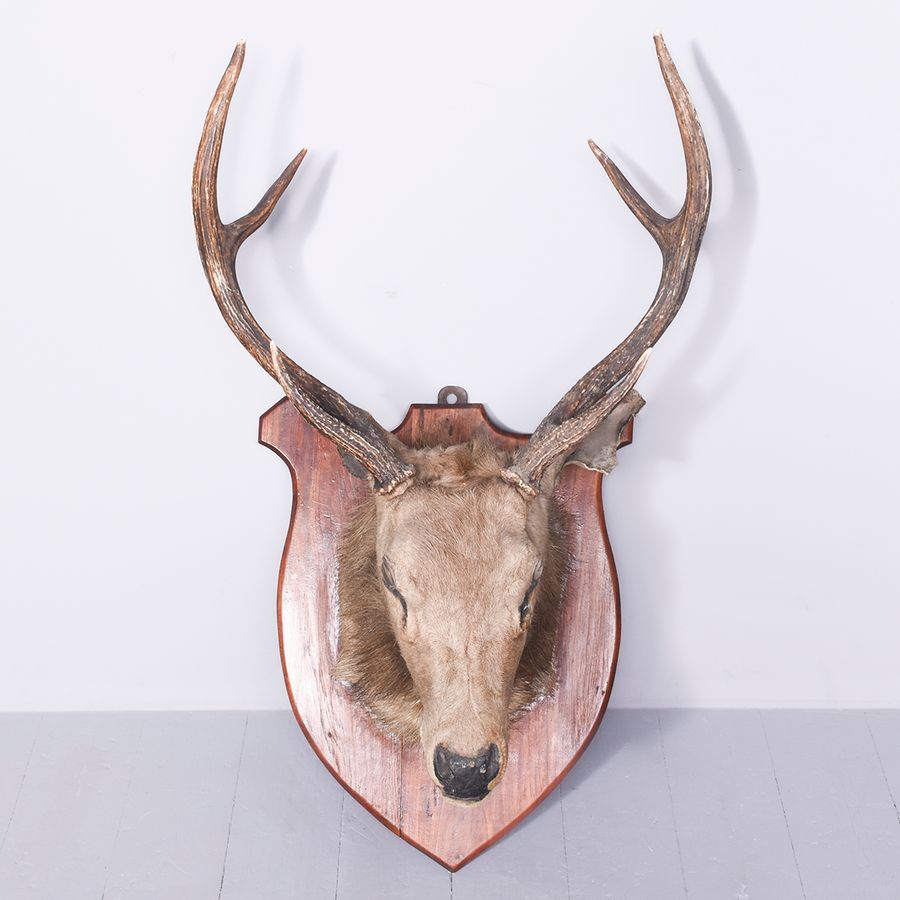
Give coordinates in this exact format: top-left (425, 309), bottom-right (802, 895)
top-left (335, 440), bottom-right (565, 743)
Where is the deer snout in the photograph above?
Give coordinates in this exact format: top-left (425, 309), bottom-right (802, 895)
top-left (433, 742), bottom-right (502, 802)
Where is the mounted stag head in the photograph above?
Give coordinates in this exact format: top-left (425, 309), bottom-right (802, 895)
top-left (193, 35), bottom-right (710, 803)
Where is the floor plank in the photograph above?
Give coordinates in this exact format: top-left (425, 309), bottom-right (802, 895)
top-left (334, 792), bottom-right (450, 900)
top-left (866, 711), bottom-right (900, 830)
top-left (0, 714), bottom-right (41, 850)
top-left (763, 710), bottom-right (900, 899)
top-left (0, 713), bottom-right (143, 900)
top-left (100, 712), bottom-right (246, 900)
top-left (660, 710), bottom-right (804, 899)
top-left (561, 709), bottom-right (685, 899)
top-left (219, 712), bottom-right (345, 900)
top-left (452, 786), bottom-right (569, 900)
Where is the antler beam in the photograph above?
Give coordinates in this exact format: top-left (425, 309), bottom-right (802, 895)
top-left (193, 42), bottom-right (414, 494)
top-left (503, 34), bottom-right (712, 494)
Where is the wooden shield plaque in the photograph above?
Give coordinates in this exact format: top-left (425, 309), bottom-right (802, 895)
top-left (259, 392), bottom-right (631, 870)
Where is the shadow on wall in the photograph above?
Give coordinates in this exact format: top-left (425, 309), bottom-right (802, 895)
top-left (601, 44), bottom-right (758, 716)
top-left (263, 54), bottom-right (426, 415)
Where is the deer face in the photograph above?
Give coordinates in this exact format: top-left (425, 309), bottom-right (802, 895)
top-left (335, 441), bottom-right (569, 801)
top-left (194, 36), bottom-right (709, 802)
top-left (374, 465), bottom-right (548, 800)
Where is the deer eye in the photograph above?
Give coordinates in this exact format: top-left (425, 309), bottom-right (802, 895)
top-left (519, 563), bottom-right (543, 626)
top-left (381, 557), bottom-right (408, 624)
top-left (518, 593), bottom-right (532, 625)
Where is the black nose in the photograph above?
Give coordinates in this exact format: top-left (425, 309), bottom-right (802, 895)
top-left (433, 743), bottom-right (501, 801)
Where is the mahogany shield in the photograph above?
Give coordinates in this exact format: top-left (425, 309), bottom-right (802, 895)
top-left (259, 393), bottom-right (632, 870)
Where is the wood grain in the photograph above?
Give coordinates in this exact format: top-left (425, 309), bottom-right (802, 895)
top-left (259, 397), bottom-right (632, 870)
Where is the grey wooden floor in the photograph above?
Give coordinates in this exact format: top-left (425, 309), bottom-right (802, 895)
top-left (0, 712), bottom-right (898, 899)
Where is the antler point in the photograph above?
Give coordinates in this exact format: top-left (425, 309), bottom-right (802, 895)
top-left (653, 33), bottom-right (673, 67)
top-left (587, 139), bottom-right (607, 161)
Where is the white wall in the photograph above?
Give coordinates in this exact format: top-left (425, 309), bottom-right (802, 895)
top-left (2, 0), bottom-right (898, 710)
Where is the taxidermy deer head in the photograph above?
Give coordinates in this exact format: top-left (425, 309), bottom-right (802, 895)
top-left (193, 34), bottom-right (710, 803)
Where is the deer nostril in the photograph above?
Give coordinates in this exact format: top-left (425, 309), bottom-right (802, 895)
top-left (433, 743), bottom-right (501, 801)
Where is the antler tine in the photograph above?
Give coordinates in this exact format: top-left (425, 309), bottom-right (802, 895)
top-left (502, 349), bottom-right (651, 497)
top-left (587, 141), bottom-right (668, 245)
top-left (193, 43), bottom-right (414, 494)
top-left (504, 34), bottom-right (711, 494)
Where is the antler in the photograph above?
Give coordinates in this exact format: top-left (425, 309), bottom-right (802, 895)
top-left (502, 34), bottom-right (712, 495)
top-left (193, 43), bottom-right (414, 494)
